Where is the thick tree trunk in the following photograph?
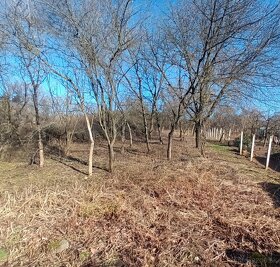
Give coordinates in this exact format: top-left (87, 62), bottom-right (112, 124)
top-left (167, 125), bottom-right (175, 160)
top-left (195, 121), bottom-right (206, 156)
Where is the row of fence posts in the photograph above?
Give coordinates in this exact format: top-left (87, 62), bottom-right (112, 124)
top-left (206, 128), bottom-right (231, 141)
top-left (240, 131), bottom-right (273, 170)
top-left (206, 128), bottom-right (274, 171)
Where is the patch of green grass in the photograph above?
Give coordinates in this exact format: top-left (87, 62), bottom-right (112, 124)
top-left (209, 143), bottom-right (231, 153)
top-left (0, 248), bottom-right (8, 262)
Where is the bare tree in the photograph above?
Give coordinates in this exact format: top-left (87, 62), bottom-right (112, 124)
top-left (163, 0), bottom-right (280, 155)
top-left (40, 0), bottom-right (139, 172)
top-left (148, 39), bottom-right (193, 160)
top-left (5, 1), bottom-right (47, 167)
top-left (123, 52), bottom-right (151, 153)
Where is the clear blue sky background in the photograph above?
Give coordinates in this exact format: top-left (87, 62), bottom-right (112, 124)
top-left (2, 0), bottom-right (279, 115)
top-left (142, 0), bottom-right (280, 114)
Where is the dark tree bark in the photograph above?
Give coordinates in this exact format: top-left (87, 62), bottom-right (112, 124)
top-left (167, 124), bottom-right (175, 160)
top-left (195, 121), bottom-right (202, 149)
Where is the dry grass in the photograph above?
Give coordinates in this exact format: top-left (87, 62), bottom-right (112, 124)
top-left (0, 134), bottom-right (279, 266)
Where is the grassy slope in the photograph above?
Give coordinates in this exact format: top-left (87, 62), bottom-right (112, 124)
top-left (0, 137), bottom-right (279, 267)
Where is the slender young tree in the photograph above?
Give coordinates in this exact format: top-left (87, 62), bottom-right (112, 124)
top-left (5, 1), bottom-right (47, 166)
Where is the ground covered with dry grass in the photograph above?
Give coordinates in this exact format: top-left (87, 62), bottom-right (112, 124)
top-left (0, 135), bottom-right (279, 266)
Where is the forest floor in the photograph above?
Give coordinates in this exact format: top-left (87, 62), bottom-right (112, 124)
top-left (0, 133), bottom-right (280, 267)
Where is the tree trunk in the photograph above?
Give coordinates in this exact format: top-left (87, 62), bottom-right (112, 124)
top-left (192, 124), bottom-right (195, 136)
top-left (200, 127), bottom-right (206, 157)
top-left (127, 122), bottom-right (133, 147)
top-left (219, 130), bottom-right (224, 143)
top-left (157, 124), bottom-right (164, 144)
top-left (64, 130), bottom-right (73, 157)
top-left (85, 114), bottom-right (94, 176)
top-left (121, 122), bottom-right (126, 154)
top-left (167, 125), bottom-right (175, 160)
top-left (195, 121), bottom-right (202, 149)
top-left (38, 130), bottom-right (44, 167)
top-left (179, 121), bottom-right (184, 141)
top-left (89, 141), bottom-right (94, 175)
top-left (195, 121), bottom-right (206, 157)
top-left (139, 95), bottom-right (150, 153)
top-left (148, 116), bottom-right (154, 139)
top-left (156, 113), bottom-right (164, 144)
top-left (33, 85), bottom-right (44, 168)
top-left (108, 143), bottom-right (114, 173)
top-left (263, 120), bottom-right (269, 147)
top-left (142, 111), bottom-right (150, 153)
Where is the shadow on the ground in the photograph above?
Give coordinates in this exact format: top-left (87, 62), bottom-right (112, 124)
top-left (51, 155), bottom-right (108, 173)
top-left (259, 182), bottom-right (280, 208)
top-left (255, 153), bottom-right (280, 172)
top-left (53, 158), bottom-right (88, 175)
top-left (67, 155), bottom-right (108, 172)
top-left (226, 249), bottom-right (280, 266)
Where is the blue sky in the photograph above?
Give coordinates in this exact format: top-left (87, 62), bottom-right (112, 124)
top-left (1, 0), bottom-right (279, 115)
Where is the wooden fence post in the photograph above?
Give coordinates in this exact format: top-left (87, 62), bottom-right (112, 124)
top-left (250, 134), bottom-right (255, 162)
top-left (266, 135), bottom-right (273, 170)
top-left (240, 131), bottom-right (244, 155)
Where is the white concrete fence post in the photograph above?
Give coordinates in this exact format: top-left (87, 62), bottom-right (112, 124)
top-left (250, 134), bottom-right (256, 162)
top-left (240, 131), bottom-right (244, 155)
top-left (266, 135), bottom-right (273, 170)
